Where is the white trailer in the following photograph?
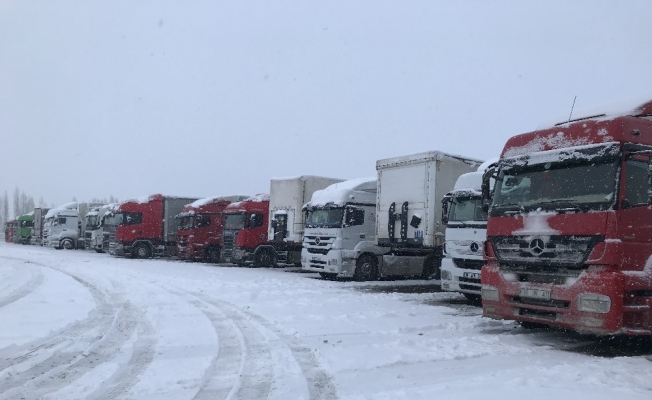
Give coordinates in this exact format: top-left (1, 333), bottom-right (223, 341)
top-left (252, 175), bottom-right (343, 266)
top-left (375, 151), bottom-right (482, 279)
top-left (301, 177), bottom-right (382, 280)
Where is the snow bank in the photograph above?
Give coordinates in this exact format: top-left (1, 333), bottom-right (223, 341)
top-left (304, 177), bottom-right (376, 208)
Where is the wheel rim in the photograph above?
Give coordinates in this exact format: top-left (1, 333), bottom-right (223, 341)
top-left (209, 249), bottom-right (220, 263)
top-left (63, 240), bottom-right (73, 250)
top-left (138, 246), bottom-right (148, 258)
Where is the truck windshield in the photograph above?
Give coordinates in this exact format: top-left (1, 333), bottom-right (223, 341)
top-left (305, 208), bottom-right (344, 228)
top-left (224, 214), bottom-right (246, 230)
top-left (179, 216), bottom-right (194, 230)
top-left (86, 215), bottom-right (100, 229)
top-left (19, 220), bottom-right (34, 228)
top-left (492, 158), bottom-right (619, 215)
top-left (112, 213), bottom-right (124, 226)
top-left (449, 197), bottom-right (486, 222)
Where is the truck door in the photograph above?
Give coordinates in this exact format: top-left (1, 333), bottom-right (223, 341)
top-left (273, 214), bottom-right (288, 241)
top-left (619, 148), bottom-right (652, 269)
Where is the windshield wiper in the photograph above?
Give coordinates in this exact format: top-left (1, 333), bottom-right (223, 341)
top-left (535, 199), bottom-right (582, 212)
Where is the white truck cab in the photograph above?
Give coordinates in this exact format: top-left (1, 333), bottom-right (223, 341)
top-left (44, 207), bottom-right (80, 250)
top-left (84, 204), bottom-right (113, 253)
top-left (440, 161), bottom-right (495, 301)
top-left (301, 178), bottom-right (382, 280)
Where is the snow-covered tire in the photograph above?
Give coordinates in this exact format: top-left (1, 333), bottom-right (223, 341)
top-left (255, 250), bottom-right (276, 268)
top-left (61, 239), bottom-right (75, 250)
top-left (206, 247), bottom-right (221, 264)
top-left (354, 255), bottom-right (379, 281)
top-left (134, 244), bottom-right (152, 259)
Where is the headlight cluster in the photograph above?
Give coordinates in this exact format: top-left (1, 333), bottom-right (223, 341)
top-left (577, 293), bottom-right (611, 314)
top-left (441, 270), bottom-right (452, 281)
top-left (481, 285), bottom-right (499, 301)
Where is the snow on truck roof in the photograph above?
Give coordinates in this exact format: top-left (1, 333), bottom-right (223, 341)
top-left (376, 150), bottom-right (483, 170)
top-left (189, 195), bottom-right (249, 208)
top-left (304, 177), bottom-right (377, 208)
top-left (538, 97), bottom-right (652, 129)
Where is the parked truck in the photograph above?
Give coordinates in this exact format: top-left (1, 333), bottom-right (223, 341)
top-left (16, 212), bottom-right (35, 244)
top-left (221, 194), bottom-right (270, 264)
top-left (43, 205), bottom-right (81, 249)
top-left (481, 100), bottom-right (652, 336)
top-left (31, 207), bottom-right (50, 245)
top-left (4, 220), bottom-right (16, 243)
top-left (301, 177), bottom-right (380, 280)
top-left (108, 194), bottom-right (199, 258)
top-left (440, 167), bottom-right (492, 301)
top-left (225, 176), bottom-right (343, 267)
top-left (176, 195), bottom-right (249, 262)
top-left (84, 204), bottom-right (115, 253)
top-left (374, 151), bottom-right (482, 280)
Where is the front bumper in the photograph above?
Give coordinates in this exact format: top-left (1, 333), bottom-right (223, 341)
top-left (301, 248), bottom-right (356, 277)
top-left (440, 258), bottom-right (482, 295)
top-left (481, 263), bottom-right (651, 335)
top-left (108, 242), bottom-right (131, 257)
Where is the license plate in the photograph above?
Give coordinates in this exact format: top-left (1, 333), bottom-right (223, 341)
top-left (519, 287), bottom-right (551, 300)
top-left (463, 272), bottom-right (481, 280)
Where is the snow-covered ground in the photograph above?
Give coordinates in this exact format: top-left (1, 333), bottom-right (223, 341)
top-left (1, 242), bottom-right (651, 400)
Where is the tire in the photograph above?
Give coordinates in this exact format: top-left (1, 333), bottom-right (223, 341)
top-left (206, 247), bottom-right (221, 264)
top-left (519, 321), bottom-right (547, 330)
top-left (134, 243), bottom-right (152, 259)
top-left (354, 255), bottom-right (379, 281)
top-left (463, 293), bottom-right (482, 304)
top-left (319, 272), bottom-right (338, 280)
top-left (95, 249), bottom-right (105, 253)
top-left (421, 256), bottom-right (441, 280)
top-left (61, 239), bottom-right (75, 250)
top-left (255, 250), bottom-right (276, 268)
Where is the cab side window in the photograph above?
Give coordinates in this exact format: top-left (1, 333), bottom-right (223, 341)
top-left (249, 213), bottom-right (264, 228)
top-left (624, 157), bottom-right (650, 208)
top-left (197, 215), bottom-right (211, 228)
top-left (345, 208), bottom-right (365, 227)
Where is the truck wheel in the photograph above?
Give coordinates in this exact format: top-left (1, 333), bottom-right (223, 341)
top-left (135, 244), bottom-right (152, 259)
top-left (61, 239), bottom-right (75, 250)
top-left (463, 293), bottom-right (482, 304)
top-left (207, 247), bottom-right (221, 264)
top-left (255, 250), bottom-right (276, 268)
top-left (421, 256), bottom-right (441, 280)
top-left (319, 272), bottom-right (338, 280)
top-left (519, 321), bottom-right (547, 330)
top-left (354, 255), bottom-right (379, 281)
top-left (95, 249), bottom-right (105, 253)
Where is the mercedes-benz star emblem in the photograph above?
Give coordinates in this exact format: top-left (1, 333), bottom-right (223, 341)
top-left (470, 242), bottom-right (480, 253)
top-left (529, 238), bottom-right (545, 256)
top-left (315, 237), bottom-right (321, 245)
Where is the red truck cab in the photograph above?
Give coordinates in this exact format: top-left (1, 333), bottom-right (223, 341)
top-left (176, 195), bottom-right (248, 262)
top-left (220, 194), bottom-right (270, 264)
top-left (109, 194), bottom-right (199, 259)
top-left (481, 100), bottom-right (652, 335)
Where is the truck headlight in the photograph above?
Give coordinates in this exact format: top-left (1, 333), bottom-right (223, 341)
top-left (577, 293), bottom-right (611, 314)
top-left (481, 285), bottom-right (499, 301)
top-left (441, 270), bottom-right (452, 281)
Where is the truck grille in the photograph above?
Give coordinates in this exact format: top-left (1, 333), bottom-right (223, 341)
top-left (453, 259), bottom-right (484, 270)
top-left (304, 236), bottom-right (336, 247)
top-left (222, 231), bottom-right (237, 260)
top-left (307, 248), bottom-right (329, 255)
top-left (491, 235), bottom-right (601, 269)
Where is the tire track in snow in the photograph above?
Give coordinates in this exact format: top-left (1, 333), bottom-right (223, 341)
top-left (0, 259), bottom-right (157, 400)
top-left (185, 289), bottom-right (338, 400)
top-left (0, 263), bottom-right (44, 309)
top-left (163, 289), bottom-right (274, 400)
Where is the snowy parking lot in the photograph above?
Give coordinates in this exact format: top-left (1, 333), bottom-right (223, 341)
top-left (1, 242), bottom-right (651, 400)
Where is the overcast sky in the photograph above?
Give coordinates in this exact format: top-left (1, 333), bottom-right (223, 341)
top-left (2, 1), bottom-right (652, 208)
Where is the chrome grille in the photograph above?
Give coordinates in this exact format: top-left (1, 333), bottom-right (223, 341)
top-left (222, 230), bottom-right (237, 260)
top-left (491, 235), bottom-right (601, 268)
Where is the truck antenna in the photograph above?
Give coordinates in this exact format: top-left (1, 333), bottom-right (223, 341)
top-left (568, 95), bottom-right (577, 123)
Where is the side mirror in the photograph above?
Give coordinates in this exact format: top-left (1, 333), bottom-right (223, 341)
top-left (482, 164), bottom-right (497, 213)
top-left (441, 197), bottom-right (450, 225)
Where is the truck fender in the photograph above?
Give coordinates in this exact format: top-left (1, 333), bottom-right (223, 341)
top-left (254, 244), bottom-right (278, 257)
top-left (353, 240), bottom-right (390, 257)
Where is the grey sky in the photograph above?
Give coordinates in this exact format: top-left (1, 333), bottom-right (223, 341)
top-left (2, 1), bottom-right (651, 207)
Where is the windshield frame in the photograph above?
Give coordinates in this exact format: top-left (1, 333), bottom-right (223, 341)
top-left (490, 151), bottom-right (621, 216)
top-left (447, 195), bottom-right (487, 224)
top-left (304, 207), bottom-right (345, 229)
